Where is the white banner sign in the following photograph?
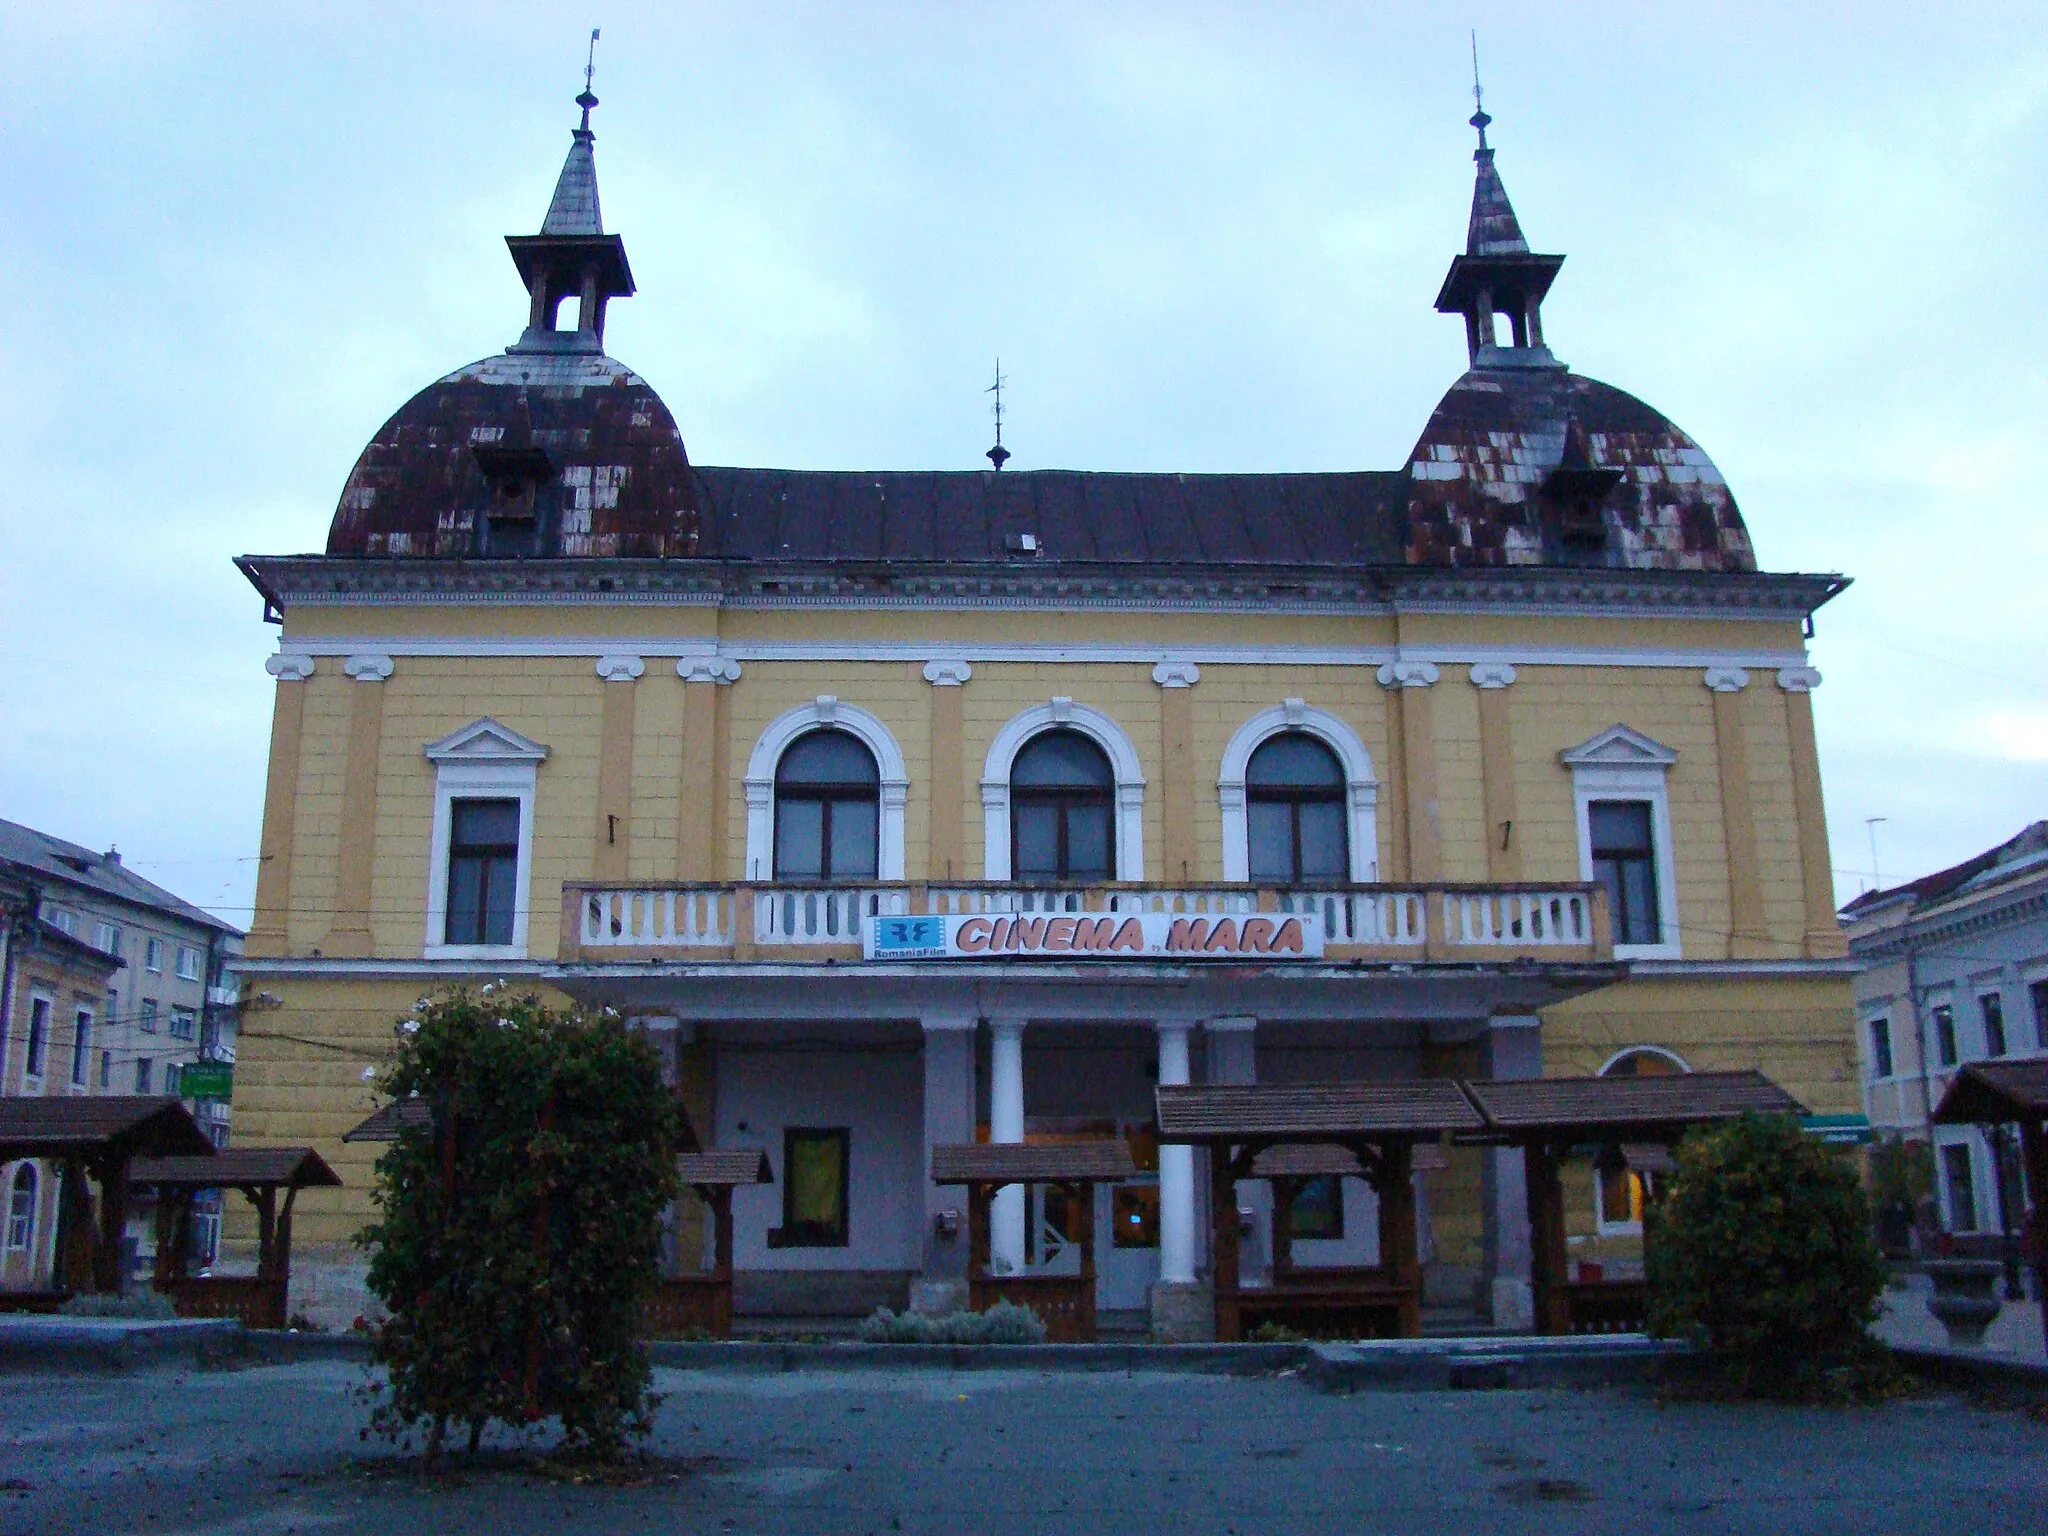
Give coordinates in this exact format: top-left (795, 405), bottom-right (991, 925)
top-left (864, 911), bottom-right (1324, 961)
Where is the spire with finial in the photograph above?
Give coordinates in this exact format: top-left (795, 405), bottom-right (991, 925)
top-left (1432, 44), bottom-right (1563, 369)
top-left (985, 359), bottom-right (1011, 470)
top-left (506, 33), bottom-right (636, 353)
top-left (543, 29), bottom-right (605, 236)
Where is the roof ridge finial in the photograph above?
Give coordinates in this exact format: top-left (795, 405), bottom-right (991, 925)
top-left (576, 28), bottom-right (600, 138)
top-left (1469, 30), bottom-right (1491, 154)
top-left (985, 358), bottom-right (1011, 470)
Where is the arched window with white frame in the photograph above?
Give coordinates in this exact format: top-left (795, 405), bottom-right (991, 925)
top-left (980, 699), bottom-right (1146, 881)
top-left (1218, 702), bottom-right (1378, 883)
top-left (774, 729), bottom-right (881, 881)
top-left (1594, 1047), bottom-right (1689, 1233)
top-left (745, 698), bottom-right (910, 881)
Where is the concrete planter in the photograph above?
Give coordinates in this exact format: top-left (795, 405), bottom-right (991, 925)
top-left (1924, 1260), bottom-right (2004, 1348)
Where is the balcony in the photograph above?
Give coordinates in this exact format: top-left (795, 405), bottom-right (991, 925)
top-left (560, 881), bottom-right (1611, 965)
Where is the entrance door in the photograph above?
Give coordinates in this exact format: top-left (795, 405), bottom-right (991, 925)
top-left (1094, 1174), bottom-right (1160, 1314)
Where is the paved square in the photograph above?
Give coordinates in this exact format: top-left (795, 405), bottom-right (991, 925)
top-left (0, 1361), bottom-right (2042, 1534)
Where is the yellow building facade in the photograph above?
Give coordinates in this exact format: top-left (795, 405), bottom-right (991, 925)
top-left (233, 96), bottom-right (1858, 1333)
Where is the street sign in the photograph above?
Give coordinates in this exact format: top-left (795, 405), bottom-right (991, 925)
top-left (179, 1062), bottom-right (234, 1102)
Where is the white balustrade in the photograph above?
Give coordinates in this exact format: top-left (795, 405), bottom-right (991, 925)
top-left (1440, 889), bottom-right (1592, 947)
top-left (574, 882), bottom-right (1599, 956)
top-left (580, 887), bottom-right (733, 948)
top-left (753, 885), bottom-right (910, 944)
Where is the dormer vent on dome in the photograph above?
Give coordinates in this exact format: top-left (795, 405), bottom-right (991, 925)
top-left (325, 84), bottom-right (696, 561)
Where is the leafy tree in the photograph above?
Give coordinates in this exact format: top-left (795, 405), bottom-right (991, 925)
top-left (358, 987), bottom-right (682, 1465)
top-left (1646, 1113), bottom-right (1885, 1397)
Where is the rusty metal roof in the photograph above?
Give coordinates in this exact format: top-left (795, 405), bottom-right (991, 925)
top-left (693, 467), bottom-right (1406, 566)
top-left (676, 1149), bottom-right (774, 1188)
top-left (931, 1141), bottom-right (1140, 1185)
top-left (1933, 1060), bottom-right (2048, 1125)
top-left (1156, 1081), bottom-right (1484, 1143)
top-left (0, 1097), bottom-right (214, 1160)
top-left (1405, 367), bottom-right (1756, 572)
top-left (340, 1099), bottom-right (432, 1143)
top-left (130, 1147), bottom-right (341, 1190)
top-left (1462, 1070), bottom-right (1804, 1138)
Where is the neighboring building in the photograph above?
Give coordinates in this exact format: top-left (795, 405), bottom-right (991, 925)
top-left (1842, 822), bottom-right (2048, 1253)
top-left (232, 90), bottom-right (1860, 1333)
top-left (0, 878), bottom-right (126, 1288)
top-left (0, 819), bottom-right (245, 1288)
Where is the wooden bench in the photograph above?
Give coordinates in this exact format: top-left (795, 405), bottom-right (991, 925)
top-left (1561, 1278), bottom-right (1648, 1334)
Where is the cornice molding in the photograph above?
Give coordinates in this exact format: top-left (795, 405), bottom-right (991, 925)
top-left (235, 554), bottom-right (1848, 624)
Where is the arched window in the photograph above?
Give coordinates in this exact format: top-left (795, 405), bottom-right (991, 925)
top-left (1245, 733), bottom-right (1349, 882)
top-left (1010, 730), bottom-right (1115, 881)
top-left (5, 1165), bottom-right (35, 1253)
top-left (774, 729), bottom-right (880, 880)
top-left (1595, 1049), bottom-right (1686, 1231)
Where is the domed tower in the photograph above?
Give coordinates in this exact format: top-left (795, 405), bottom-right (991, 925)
top-left (1403, 105), bottom-right (1755, 571)
top-left (327, 88), bottom-right (697, 559)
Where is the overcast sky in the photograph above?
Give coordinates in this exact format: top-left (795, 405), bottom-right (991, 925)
top-left (2, 3), bottom-right (2044, 927)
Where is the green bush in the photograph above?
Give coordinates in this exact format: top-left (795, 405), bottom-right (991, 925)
top-left (358, 987), bottom-right (682, 1464)
top-left (1646, 1113), bottom-right (1885, 1397)
top-left (856, 1302), bottom-right (1047, 1344)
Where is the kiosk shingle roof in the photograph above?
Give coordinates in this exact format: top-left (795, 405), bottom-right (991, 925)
top-left (1156, 1081), bottom-right (1484, 1142)
top-left (0, 1097), bottom-right (214, 1159)
top-left (1933, 1060), bottom-right (2048, 1125)
top-left (1462, 1070), bottom-right (1803, 1137)
top-left (130, 1148), bottom-right (341, 1190)
top-left (932, 1141), bottom-right (1140, 1185)
top-left (676, 1149), bottom-right (774, 1188)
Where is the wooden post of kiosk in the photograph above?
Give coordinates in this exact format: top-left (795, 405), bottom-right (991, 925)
top-left (1210, 1143), bottom-right (1243, 1343)
top-left (1523, 1139), bottom-right (1570, 1336)
top-left (1374, 1141), bottom-right (1421, 1338)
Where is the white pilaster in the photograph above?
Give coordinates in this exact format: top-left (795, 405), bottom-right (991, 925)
top-left (989, 1018), bottom-right (1027, 1275)
top-left (1155, 1020), bottom-right (1196, 1286)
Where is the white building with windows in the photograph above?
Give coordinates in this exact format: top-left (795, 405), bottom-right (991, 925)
top-left (0, 818), bottom-right (244, 1289)
top-left (1844, 821), bottom-right (2048, 1256)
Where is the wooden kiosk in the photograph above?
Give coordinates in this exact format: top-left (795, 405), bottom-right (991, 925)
top-left (1932, 1059), bottom-right (2048, 1355)
top-left (0, 1097), bottom-right (214, 1306)
top-left (647, 1149), bottom-right (774, 1339)
top-left (931, 1140), bottom-right (1138, 1342)
top-left (1155, 1081), bottom-right (1485, 1342)
top-left (1462, 1070), bottom-right (1805, 1335)
top-left (130, 1147), bottom-right (341, 1329)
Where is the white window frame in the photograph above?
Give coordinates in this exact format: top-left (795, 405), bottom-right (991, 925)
top-left (175, 946), bottom-right (201, 982)
top-left (48, 908), bottom-right (77, 938)
top-left (168, 1006), bottom-right (197, 1041)
top-left (981, 698), bottom-right (1146, 882)
top-left (422, 718), bottom-right (550, 960)
top-left (1590, 1046), bottom-right (1691, 1235)
top-left (22, 991), bottom-right (52, 1084)
top-left (144, 937), bottom-right (165, 974)
top-left (1974, 981), bottom-right (2010, 1059)
top-left (1927, 991), bottom-right (1959, 1070)
top-left (138, 999), bottom-right (158, 1034)
top-left (1216, 699), bottom-right (1379, 882)
top-left (93, 922), bottom-right (119, 955)
top-left (1863, 1011), bottom-right (1895, 1082)
top-left (1935, 1131), bottom-right (1985, 1232)
top-left (743, 697), bottom-right (910, 881)
top-left (69, 1005), bottom-right (93, 1091)
top-left (6, 1165), bottom-right (36, 1253)
top-left (1561, 725), bottom-right (1682, 960)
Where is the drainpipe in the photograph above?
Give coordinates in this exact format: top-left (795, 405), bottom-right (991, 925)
top-left (0, 900), bottom-right (21, 1091)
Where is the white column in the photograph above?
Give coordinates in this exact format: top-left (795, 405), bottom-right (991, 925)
top-left (989, 1018), bottom-right (1027, 1274)
top-left (1156, 1020), bottom-right (1196, 1286)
